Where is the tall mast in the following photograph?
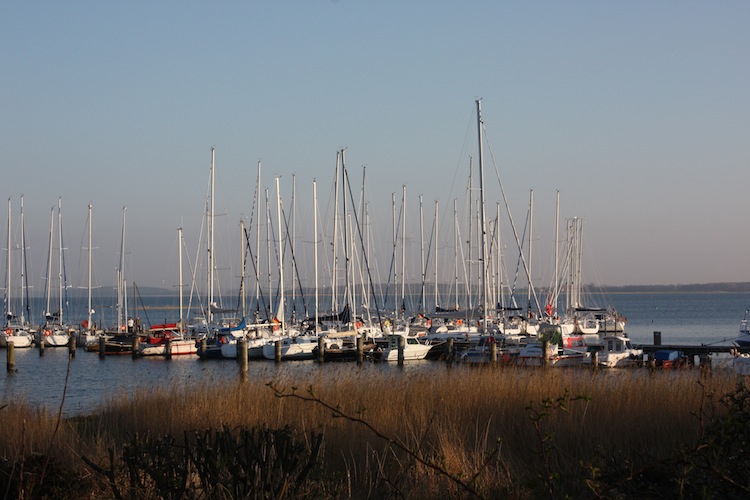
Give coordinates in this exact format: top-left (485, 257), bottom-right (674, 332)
top-left (208, 146), bottom-right (215, 324)
top-left (45, 205), bottom-right (55, 320)
top-left (265, 188), bottom-right (272, 317)
top-left (527, 189), bottom-right (534, 317)
top-left (255, 161), bottom-right (262, 318)
top-left (118, 206), bottom-right (126, 332)
top-left (291, 174), bottom-right (297, 322)
top-left (275, 177), bottom-right (285, 332)
top-left (178, 226), bottom-right (184, 332)
top-left (391, 192), bottom-right (397, 314)
top-left (419, 194), bottom-right (425, 312)
top-left (5, 198), bottom-right (11, 322)
top-left (552, 191), bottom-right (560, 317)
top-left (20, 195), bottom-right (29, 324)
top-left (87, 203), bottom-right (93, 330)
top-left (400, 185), bottom-right (406, 317)
top-left (58, 198), bottom-right (64, 325)
top-left (313, 178), bottom-right (319, 332)
top-left (332, 151), bottom-right (340, 313)
top-left (434, 199), bottom-right (439, 312)
top-left (453, 199), bottom-right (459, 310)
top-left (476, 99), bottom-right (489, 329)
top-left (239, 219), bottom-right (246, 318)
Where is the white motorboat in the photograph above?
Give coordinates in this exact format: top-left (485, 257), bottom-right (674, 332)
top-left (591, 335), bottom-right (643, 368)
top-left (373, 334), bottom-right (432, 361)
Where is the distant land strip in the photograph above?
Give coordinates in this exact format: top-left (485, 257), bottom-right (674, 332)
top-left (51, 282), bottom-right (750, 298)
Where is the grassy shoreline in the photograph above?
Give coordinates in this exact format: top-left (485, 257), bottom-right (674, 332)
top-left (2, 366), bottom-right (748, 498)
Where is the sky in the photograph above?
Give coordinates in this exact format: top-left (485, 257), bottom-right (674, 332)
top-left (1, 1), bottom-right (749, 297)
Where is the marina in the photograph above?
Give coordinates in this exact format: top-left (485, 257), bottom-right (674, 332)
top-left (3, 291), bottom-right (750, 417)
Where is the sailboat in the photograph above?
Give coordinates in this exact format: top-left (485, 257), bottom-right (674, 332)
top-left (1, 196), bottom-right (34, 348)
top-left (139, 227), bottom-right (198, 356)
top-left (40, 198), bottom-right (71, 347)
top-left (77, 203), bottom-right (105, 347)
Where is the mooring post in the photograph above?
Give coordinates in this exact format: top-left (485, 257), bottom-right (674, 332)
top-left (356, 334), bottom-right (364, 364)
top-left (275, 339), bottom-right (282, 363)
top-left (653, 331), bottom-right (662, 346)
top-left (445, 337), bottom-right (454, 359)
top-left (592, 350), bottom-right (599, 372)
top-left (68, 334), bottom-right (76, 358)
top-left (131, 336), bottom-right (140, 359)
top-left (165, 338), bottom-right (172, 360)
top-left (199, 338), bottom-right (207, 358)
top-left (238, 338), bottom-right (248, 378)
top-left (39, 335), bottom-right (45, 356)
top-left (542, 339), bottom-right (549, 369)
top-left (99, 335), bottom-right (106, 359)
top-left (6, 341), bottom-right (15, 372)
top-left (397, 335), bottom-right (405, 366)
top-left (317, 336), bottom-right (325, 363)
top-left (700, 353), bottom-right (712, 377)
top-left (490, 341), bottom-right (498, 365)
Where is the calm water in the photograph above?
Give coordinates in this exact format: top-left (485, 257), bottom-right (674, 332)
top-left (2, 292), bottom-right (749, 416)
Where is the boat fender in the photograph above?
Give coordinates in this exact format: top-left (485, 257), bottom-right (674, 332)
top-left (5, 328), bottom-right (11, 335)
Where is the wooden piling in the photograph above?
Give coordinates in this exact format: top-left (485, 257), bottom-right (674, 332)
top-left (356, 334), bottom-right (364, 364)
top-left (131, 336), bottom-right (140, 359)
top-left (6, 341), bottom-right (14, 372)
top-left (275, 339), bottom-right (282, 363)
top-left (39, 335), bottom-right (45, 356)
top-left (317, 336), bottom-right (325, 363)
top-left (199, 338), bottom-right (207, 358)
top-left (397, 335), bottom-right (405, 365)
top-left (490, 341), bottom-right (498, 365)
top-left (591, 350), bottom-right (599, 372)
top-left (445, 337), bottom-right (454, 358)
top-left (165, 338), bottom-right (172, 359)
top-left (541, 339), bottom-right (549, 369)
top-left (653, 331), bottom-right (662, 346)
top-left (238, 338), bottom-right (248, 377)
top-left (68, 334), bottom-right (76, 358)
top-left (99, 335), bottom-right (106, 359)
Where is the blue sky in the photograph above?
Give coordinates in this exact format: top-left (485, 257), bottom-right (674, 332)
top-left (1, 1), bottom-right (749, 295)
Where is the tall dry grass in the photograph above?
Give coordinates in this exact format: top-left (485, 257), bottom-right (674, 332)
top-left (1, 364), bottom-right (745, 497)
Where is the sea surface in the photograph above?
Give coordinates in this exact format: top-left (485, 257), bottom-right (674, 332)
top-left (2, 292), bottom-right (749, 417)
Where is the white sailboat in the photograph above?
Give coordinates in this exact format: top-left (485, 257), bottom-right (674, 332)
top-left (40, 198), bottom-right (71, 347)
top-left (2, 196), bottom-right (34, 348)
top-left (77, 203), bottom-right (104, 346)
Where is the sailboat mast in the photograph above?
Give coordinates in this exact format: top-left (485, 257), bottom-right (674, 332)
top-left (239, 219), bottom-right (246, 319)
top-left (5, 198), bottom-right (11, 322)
top-left (419, 194), bottom-right (425, 312)
top-left (255, 161), bottom-right (262, 317)
top-left (313, 178), bottom-right (319, 332)
top-left (20, 196), bottom-right (28, 324)
top-left (453, 199), bottom-right (459, 309)
top-left (45, 205), bottom-right (54, 319)
top-left (208, 147), bottom-right (215, 325)
top-left (178, 226), bottom-right (184, 332)
top-left (87, 203), bottom-right (93, 330)
top-left (552, 191), bottom-right (560, 317)
top-left (527, 189), bottom-right (534, 316)
top-left (58, 198), bottom-right (64, 324)
top-left (265, 188), bottom-right (272, 317)
top-left (118, 206), bottom-right (127, 332)
top-left (434, 199), bottom-right (439, 312)
top-left (476, 99), bottom-right (489, 328)
top-left (275, 177), bottom-right (285, 332)
top-left (400, 185), bottom-right (406, 317)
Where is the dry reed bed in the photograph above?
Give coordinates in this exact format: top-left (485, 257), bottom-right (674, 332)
top-left (0, 366), bottom-right (743, 497)
top-left (83, 367), bottom-right (737, 468)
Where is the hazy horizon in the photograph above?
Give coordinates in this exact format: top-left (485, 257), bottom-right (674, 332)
top-left (2, 2), bottom-right (748, 292)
